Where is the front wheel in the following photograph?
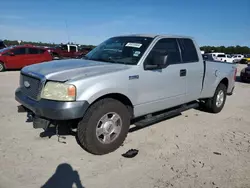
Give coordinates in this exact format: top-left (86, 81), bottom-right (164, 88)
top-left (203, 83), bottom-right (227, 113)
top-left (77, 98), bottom-right (130, 155)
top-left (0, 62), bottom-right (5, 72)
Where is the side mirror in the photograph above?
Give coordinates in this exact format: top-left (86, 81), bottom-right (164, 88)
top-left (144, 54), bottom-right (168, 70)
top-left (9, 52), bottom-right (15, 56)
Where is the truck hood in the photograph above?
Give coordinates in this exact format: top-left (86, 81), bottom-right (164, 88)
top-left (21, 59), bottom-right (132, 81)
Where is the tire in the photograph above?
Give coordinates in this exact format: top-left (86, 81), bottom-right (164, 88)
top-left (77, 98), bottom-right (130, 155)
top-left (52, 53), bottom-right (60, 60)
top-left (0, 62), bottom-right (5, 72)
top-left (204, 83), bottom-right (227, 113)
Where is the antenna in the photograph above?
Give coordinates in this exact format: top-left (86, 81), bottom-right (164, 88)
top-left (65, 20), bottom-right (70, 43)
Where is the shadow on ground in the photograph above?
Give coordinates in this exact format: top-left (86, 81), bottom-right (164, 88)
top-left (21, 105), bottom-right (183, 137)
top-left (19, 107), bottom-right (77, 140)
top-left (2, 69), bottom-right (20, 72)
top-left (129, 113), bottom-right (182, 133)
top-left (41, 163), bottom-right (85, 188)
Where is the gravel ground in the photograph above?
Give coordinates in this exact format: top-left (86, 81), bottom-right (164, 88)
top-left (0, 64), bottom-right (249, 188)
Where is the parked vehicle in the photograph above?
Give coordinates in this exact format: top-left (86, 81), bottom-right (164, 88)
top-left (244, 54), bottom-right (250, 62)
top-left (15, 34), bottom-right (237, 155)
top-left (75, 46), bottom-right (93, 59)
top-left (240, 64), bottom-right (250, 82)
top-left (208, 52), bottom-right (225, 60)
top-left (48, 44), bottom-right (92, 59)
top-left (216, 54), bottom-right (235, 63)
top-left (232, 54), bottom-right (244, 62)
top-left (0, 45), bottom-right (53, 72)
top-left (0, 40), bottom-right (7, 49)
top-left (202, 54), bottom-right (221, 62)
top-left (239, 54), bottom-right (250, 64)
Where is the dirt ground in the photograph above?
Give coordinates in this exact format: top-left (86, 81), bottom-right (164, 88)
top-left (0, 64), bottom-right (249, 188)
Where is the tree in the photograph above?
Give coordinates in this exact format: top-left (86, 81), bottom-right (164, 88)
top-left (200, 45), bottom-right (250, 54)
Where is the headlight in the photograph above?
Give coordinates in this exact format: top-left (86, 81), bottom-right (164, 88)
top-left (41, 82), bottom-right (76, 101)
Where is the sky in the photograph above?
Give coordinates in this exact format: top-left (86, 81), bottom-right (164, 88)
top-left (1, 0), bottom-right (250, 46)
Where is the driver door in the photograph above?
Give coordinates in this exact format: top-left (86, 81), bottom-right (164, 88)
top-left (135, 38), bottom-right (187, 116)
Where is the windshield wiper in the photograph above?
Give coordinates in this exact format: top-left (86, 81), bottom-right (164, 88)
top-left (88, 57), bottom-right (120, 64)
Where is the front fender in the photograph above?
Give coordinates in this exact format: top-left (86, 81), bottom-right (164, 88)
top-left (77, 82), bottom-right (135, 105)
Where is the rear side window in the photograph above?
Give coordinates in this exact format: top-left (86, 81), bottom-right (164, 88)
top-left (69, 46), bottom-right (77, 52)
top-left (28, 48), bottom-right (39, 54)
top-left (11, 48), bottom-right (26, 55)
top-left (217, 54), bottom-right (226, 57)
top-left (178, 38), bottom-right (199, 63)
top-left (145, 38), bottom-right (181, 65)
top-left (38, 49), bottom-right (46, 54)
top-left (61, 45), bottom-right (68, 51)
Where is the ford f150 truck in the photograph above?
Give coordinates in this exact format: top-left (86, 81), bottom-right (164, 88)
top-left (15, 34), bottom-right (237, 155)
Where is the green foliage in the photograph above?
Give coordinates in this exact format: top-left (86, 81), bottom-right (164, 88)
top-left (200, 45), bottom-right (250, 54)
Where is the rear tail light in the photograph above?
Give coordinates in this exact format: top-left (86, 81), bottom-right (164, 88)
top-left (234, 68), bottom-right (237, 81)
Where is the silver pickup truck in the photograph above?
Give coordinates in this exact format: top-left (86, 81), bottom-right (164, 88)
top-left (15, 34), bottom-right (237, 155)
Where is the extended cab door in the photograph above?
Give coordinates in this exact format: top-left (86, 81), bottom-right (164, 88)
top-left (136, 38), bottom-right (187, 116)
top-left (177, 38), bottom-right (203, 102)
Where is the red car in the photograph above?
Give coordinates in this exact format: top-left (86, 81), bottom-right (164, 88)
top-left (0, 45), bottom-right (53, 72)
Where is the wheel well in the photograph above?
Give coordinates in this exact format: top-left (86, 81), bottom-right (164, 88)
top-left (52, 52), bottom-right (59, 56)
top-left (220, 78), bottom-right (229, 89)
top-left (92, 93), bottom-right (134, 118)
top-left (0, 61), bottom-right (5, 68)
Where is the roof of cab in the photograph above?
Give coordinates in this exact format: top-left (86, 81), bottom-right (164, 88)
top-left (114, 34), bottom-right (194, 39)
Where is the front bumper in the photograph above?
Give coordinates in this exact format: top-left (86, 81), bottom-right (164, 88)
top-left (15, 88), bottom-right (89, 120)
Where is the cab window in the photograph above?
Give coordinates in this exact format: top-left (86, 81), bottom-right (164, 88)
top-left (217, 54), bottom-right (226, 58)
top-left (11, 48), bottom-right (26, 55)
top-left (69, 46), bottom-right (77, 52)
top-left (178, 38), bottom-right (199, 63)
top-left (144, 38), bottom-right (181, 65)
top-left (28, 48), bottom-right (39, 54)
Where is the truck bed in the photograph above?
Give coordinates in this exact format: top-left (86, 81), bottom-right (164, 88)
top-left (200, 60), bottom-right (236, 99)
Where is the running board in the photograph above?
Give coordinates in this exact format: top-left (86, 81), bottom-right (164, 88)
top-left (135, 102), bottom-right (199, 127)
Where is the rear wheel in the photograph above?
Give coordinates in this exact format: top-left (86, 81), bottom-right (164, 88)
top-left (52, 53), bottom-right (60, 60)
top-left (203, 83), bottom-right (227, 113)
top-left (77, 98), bottom-right (130, 155)
top-left (0, 62), bottom-right (5, 72)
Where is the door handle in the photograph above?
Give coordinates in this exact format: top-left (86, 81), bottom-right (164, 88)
top-left (180, 69), bottom-right (187, 77)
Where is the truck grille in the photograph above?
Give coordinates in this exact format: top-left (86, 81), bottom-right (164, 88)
top-left (20, 73), bottom-right (43, 100)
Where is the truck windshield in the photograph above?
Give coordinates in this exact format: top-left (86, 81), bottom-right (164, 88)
top-left (85, 36), bottom-right (153, 65)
